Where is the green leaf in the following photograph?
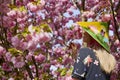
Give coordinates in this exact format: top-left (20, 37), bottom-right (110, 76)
top-left (21, 27), bottom-right (30, 37)
top-left (34, 77), bottom-right (38, 80)
top-left (57, 57), bottom-right (62, 63)
top-left (40, 24), bottom-right (52, 32)
top-left (32, 0), bottom-right (41, 5)
top-left (8, 48), bottom-right (22, 56)
top-left (9, 4), bottom-right (17, 9)
top-left (60, 68), bottom-right (67, 76)
top-left (32, 26), bottom-right (41, 33)
top-left (12, 6), bottom-right (26, 12)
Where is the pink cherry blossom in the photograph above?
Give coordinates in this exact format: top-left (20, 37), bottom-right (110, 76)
top-left (82, 11), bottom-right (95, 18)
top-left (8, 78), bottom-right (14, 80)
top-left (11, 56), bottom-right (25, 68)
top-left (7, 10), bottom-right (17, 18)
top-left (41, 0), bottom-right (46, 6)
top-left (64, 75), bottom-right (73, 80)
top-left (101, 14), bottom-right (112, 22)
top-left (0, 46), bottom-right (6, 57)
top-left (43, 63), bottom-right (51, 71)
top-left (0, 0), bottom-right (120, 79)
top-left (35, 54), bottom-right (46, 63)
top-left (27, 2), bottom-right (38, 12)
top-left (38, 32), bottom-right (51, 43)
top-left (14, 61), bottom-right (25, 68)
top-left (27, 40), bottom-right (37, 51)
top-left (11, 36), bottom-right (21, 48)
top-left (25, 52), bottom-right (33, 61)
top-left (2, 63), bottom-right (12, 71)
top-left (5, 52), bottom-right (12, 61)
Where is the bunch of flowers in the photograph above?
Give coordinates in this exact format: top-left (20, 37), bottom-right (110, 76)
top-left (0, 0), bottom-right (120, 80)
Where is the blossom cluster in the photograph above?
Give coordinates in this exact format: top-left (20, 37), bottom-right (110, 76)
top-left (0, 0), bottom-right (120, 80)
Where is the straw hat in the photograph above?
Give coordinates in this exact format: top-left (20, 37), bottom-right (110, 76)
top-left (77, 22), bottom-right (110, 52)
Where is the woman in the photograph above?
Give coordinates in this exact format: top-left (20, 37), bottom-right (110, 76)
top-left (72, 22), bottom-right (116, 80)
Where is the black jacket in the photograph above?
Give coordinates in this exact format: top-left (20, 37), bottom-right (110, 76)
top-left (72, 48), bottom-right (110, 80)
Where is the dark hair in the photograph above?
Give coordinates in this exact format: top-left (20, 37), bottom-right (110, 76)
top-left (83, 32), bottom-right (102, 49)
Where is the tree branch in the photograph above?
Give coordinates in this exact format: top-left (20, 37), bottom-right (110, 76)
top-left (32, 56), bottom-right (39, 79)
top-left (23, 50), bottom-right (34, 80)
top-left (110, 0), bottom-right (120, 41)
top-left (25, 61), bottom-right (34, 79)
top-left (14, 0), bottom-right (16, 5)
top-left (0, 13), bottom-right (11, 50)
top-left (115, 0), bottom-right (120, 12)
top-left (82, 0), bottom-right (85, 11)
top-left (73, 0), bottom-right (85, 11)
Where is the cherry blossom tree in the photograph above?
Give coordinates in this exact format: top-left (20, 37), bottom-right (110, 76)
top-left (0, 0), bottom-right (120, 80)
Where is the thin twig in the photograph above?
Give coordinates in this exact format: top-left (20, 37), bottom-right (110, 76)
top-left (82, 0), bottom-right (85, 11)
top-left (110, 0), bottom-right (120, 41)
top-left (115, 0), bottom-right (120, 12)
top-left (25, 61), bottom-right (34, 80)
top-left (0, 13), bottom-right (11, 49)
top-left (14, 0), bottom-right (16, 5)
top-left (32, 56), bottom-right (39, 79)
top-left (74, 0), bottom-right (86, 21)
top-left (24, 50), bottom-right (34, 80)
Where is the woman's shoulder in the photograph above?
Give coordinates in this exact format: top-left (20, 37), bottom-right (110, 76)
top-left (79, 47), bottom-right (95, 54)
top-left (80, 47), bottom-right (91, 51)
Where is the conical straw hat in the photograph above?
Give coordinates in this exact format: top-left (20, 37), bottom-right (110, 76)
top-left (77, 22), bottom-right (110, 52)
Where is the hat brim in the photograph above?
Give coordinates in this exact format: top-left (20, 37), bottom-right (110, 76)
top-left (82, 27), bottom-right (110, 52)
top-left (77, 22), bottom-right (110, 52)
